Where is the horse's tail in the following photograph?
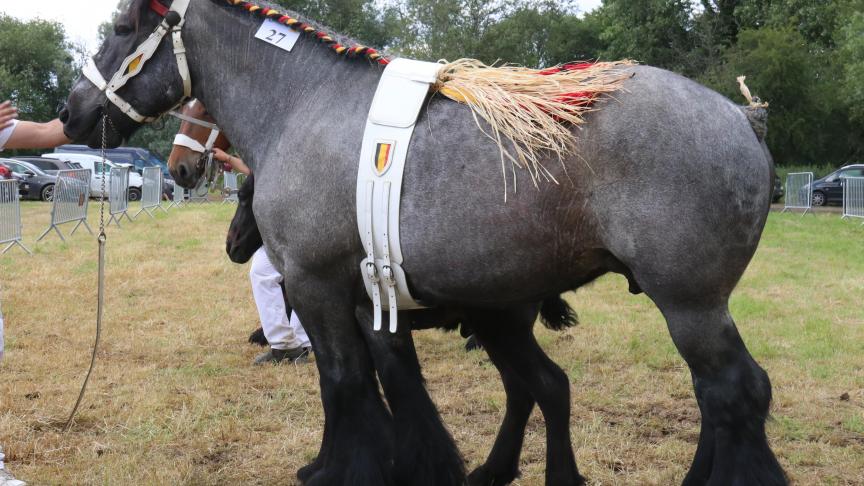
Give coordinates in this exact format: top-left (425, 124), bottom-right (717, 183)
top-left (737, 76), bottom-right (769, 141)
top-left (539, 295), bottom-right (578, 331)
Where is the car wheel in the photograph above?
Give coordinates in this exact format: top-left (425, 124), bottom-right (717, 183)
top-left (812, 191), bottom-right (826, 207)
top-left (128, 188), bottom-right (142, 202)
top-left (41, 184), bottom-right (55, 202)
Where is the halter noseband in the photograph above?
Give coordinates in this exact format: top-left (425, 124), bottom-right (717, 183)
top-left (82, 0), bottom-right (192, 123)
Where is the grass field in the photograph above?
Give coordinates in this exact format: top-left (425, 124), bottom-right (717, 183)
top-left (1, 201), bottom-right (862, 485)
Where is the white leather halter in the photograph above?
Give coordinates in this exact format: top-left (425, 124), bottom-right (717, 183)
top-left (82, 0), bottom-right (192, 123)
top-left (170, 110), bottom-right (221, 154)
top-left (169, 108), bottom-right (222, 186)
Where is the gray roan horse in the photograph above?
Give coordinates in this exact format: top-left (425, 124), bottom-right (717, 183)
top-left (60, 0), bottom-right (787, 484)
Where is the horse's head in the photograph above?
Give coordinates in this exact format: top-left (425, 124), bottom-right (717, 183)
top-left (226, 173), bottom-right (262, 263)
top-left (168, 99), bottom-right (231, 187)
top-left (61, 0), bottom-right (192, 148)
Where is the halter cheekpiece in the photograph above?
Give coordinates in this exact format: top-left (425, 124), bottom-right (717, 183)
top-left (82, 0), bottom-right (192, 123)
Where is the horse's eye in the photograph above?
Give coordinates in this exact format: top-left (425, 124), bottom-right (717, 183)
top-left (114, 24), bottom-right (133, 36)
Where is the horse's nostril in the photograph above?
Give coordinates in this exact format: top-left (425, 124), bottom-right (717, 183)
top-left (178, 163), bottom-right (189, 180)
top-left (58, 106), bottom-right (70, 123)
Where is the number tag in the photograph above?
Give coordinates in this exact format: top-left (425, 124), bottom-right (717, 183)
top-left (255, 19), bottom-right (301, 52)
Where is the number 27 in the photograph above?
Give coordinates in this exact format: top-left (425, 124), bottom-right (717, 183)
top-left (265, 30), bottom-right (286, 44)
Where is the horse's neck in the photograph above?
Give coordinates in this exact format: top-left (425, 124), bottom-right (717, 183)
top-left (184, 2), bottom-right (382, 171)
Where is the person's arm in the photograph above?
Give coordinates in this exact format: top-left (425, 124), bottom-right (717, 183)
top-left (0, 101), bottom-right (17, 130)
top-left (4, 119), bottom-right (71, 150)
top-left (212, 147), bottom-right (251, 175)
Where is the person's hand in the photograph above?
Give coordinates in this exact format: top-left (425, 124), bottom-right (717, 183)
top-left (0, 101), bottom-right (18, 130)
top-left (212, 147), bottom-right (230, 163)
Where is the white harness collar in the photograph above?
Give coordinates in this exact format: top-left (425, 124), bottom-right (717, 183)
top-left (82, 0), bottom-right (192, 124)
top-left (357, 58), bottom-right (442, 333)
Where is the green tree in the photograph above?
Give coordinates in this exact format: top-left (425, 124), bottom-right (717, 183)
top-left (700, 27), bottom-right (851, 164)
top-left (473, 2), bottom-right (606, 67)
top-left (838, 12), bottom-right (864, 124)
top-left (273, 0), bottom-right (395, 47)
top-left (596, 0), bottom-right (694, 73)
top-left (0, 15), bottom-right (80, 123)
top-left (126, 117), bottom-right (180, 160)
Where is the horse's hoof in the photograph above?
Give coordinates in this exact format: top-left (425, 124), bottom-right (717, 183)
top-left (297, 459), bottom-right (322, 484)
top-left (467, 464), bottom-right (519, 486)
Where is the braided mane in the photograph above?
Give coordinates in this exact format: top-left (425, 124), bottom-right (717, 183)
top-left (220, 0), bottom-right (389, 65)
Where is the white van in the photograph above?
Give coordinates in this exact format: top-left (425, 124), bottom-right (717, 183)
top-left (42, 153), bottom-right (145, 201)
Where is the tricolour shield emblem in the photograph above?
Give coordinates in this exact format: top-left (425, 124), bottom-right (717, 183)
top-left (373, 140), bottom-right (395, 176)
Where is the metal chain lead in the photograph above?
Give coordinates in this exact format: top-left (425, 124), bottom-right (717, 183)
top-left (65, 114), bottom-right (109, 431)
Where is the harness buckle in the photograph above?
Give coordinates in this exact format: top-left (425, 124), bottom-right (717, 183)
top-left (366, 261), bottom-right (380, 284)
top-left (381, 265), bottom-right (396, 287)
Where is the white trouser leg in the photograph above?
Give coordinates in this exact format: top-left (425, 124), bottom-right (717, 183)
top-left (250, 248), bottom-right (306, 350)
top-left (288, 310), bottom-right (310, 348)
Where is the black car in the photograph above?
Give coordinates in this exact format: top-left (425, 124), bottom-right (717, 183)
top-left (811, 164), bottom-right (864, 206)
top-left (0, 158), bottom-right (58, 201)
top-left (17, 156), bottom-right (82, 174)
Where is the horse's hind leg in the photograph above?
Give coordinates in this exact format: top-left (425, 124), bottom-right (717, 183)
top-left (468, 306), bottom-right (582, 486)
top-left (656, 302), bottom-right (786, 485)
top-left (467, 364), bottom-right (534, 486)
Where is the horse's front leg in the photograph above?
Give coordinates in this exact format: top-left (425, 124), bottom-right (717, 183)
top-left (286, 276), bottom-right (395, 486)
top-left (356, 305), bottom-right (466, 486)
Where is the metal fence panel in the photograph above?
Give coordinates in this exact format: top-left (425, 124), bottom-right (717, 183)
top-left (222, 172), bottom-right (240, 204)
top-left (842, 176), bottom-right (864, 224)
top-left (167, 183), bottom-right (186, 209)
top-left (134, 167), bottom-right (166, 219)
top-left (0, 180), bottom-right (31, 254)
top-left (108, 166), bottom-right (131, 226)
top-left (189, 178), bottom-right (210, 204)
top-left (782, 172), bottom-right (813, 215)
top-left (37, 168), bottom-right (93, 241)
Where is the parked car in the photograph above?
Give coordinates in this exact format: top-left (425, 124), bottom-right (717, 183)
top-left (772, 174), bottom-right (784, 203)
top-left (54, 145), bottom-right (175, 199)
top-left (810, 164), bottom-right (864, 206)
top-left (54, 145), bottom-right (173, 180)
top-left (14, 156), bottom-right (82, 174)
top-left (0, 161), bottom-right (12, 180)
top-left (42, 153), bottom-right (144, 201)
top-left (0, 158), bottom-right (58, 201)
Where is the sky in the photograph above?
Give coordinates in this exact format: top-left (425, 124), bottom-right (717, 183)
top-left (1, 0), bottom-right (604, 55)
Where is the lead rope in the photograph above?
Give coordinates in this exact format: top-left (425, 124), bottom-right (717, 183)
top-left (64, 114), bottom-right (109, 431)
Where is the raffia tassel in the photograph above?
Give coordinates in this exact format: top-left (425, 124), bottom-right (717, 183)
top-left (737, 76), bottom-right (769, 108)
top-left (433, 59), bottom-right (635, 185)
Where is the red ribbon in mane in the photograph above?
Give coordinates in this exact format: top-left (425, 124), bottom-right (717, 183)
top-left (150, 0), bottom-right (169, 17)
top-left (539, 62), bottom-right (598, 106)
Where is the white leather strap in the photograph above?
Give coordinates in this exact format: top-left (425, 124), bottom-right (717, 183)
top-left (380, 182), bottom-right (399, 333)
top-left (362, 181), bottom-right (383, 331)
